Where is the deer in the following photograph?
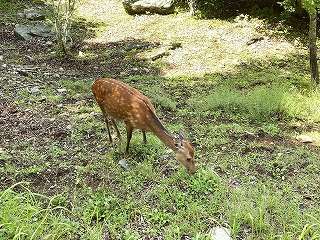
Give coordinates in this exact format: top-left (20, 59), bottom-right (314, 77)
top-left (92, 78), bottom-right (196, 173)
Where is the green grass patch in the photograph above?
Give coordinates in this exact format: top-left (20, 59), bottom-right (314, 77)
top-left (189, 84), bottom-right (320, 123)
top-left (146, 86), bottom-right (177, 111)
top-left (0, 183), bottom-right (81, 239)
top-left (0, 0), bottom-right (23, 22)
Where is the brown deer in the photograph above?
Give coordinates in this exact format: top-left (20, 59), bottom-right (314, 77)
top-left (92, 78), bottom-right (196, 173)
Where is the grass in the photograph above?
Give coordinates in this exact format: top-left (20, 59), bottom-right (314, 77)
top-left (2, 70), bottom-right (320, 238)
top-left (189, 84), bottom-right (320, 123)
top-left (0, 182), bottom-right (80, 239)
top-left (1, 0), bottom-right (320, 239)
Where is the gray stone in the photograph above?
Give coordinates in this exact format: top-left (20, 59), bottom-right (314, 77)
top-left (149, 48), bottom-right (170, 60)
top-left (29, 23), bottom-right (53, 38)
top-left (28, 86), bottom-right (40, 94)
top-left (14, 23), bottom-right (53, 40)
top-left (24, 9), bottom-right (45, 21)
top-left (119, 159), bottom-right (129, 169)
top-left (14, 24), bottom-right (34, 40)
top-left (211, 227), bottom-right (232, 240)
top-left (296, 134), bottom-right (313, 143)
top-left (137, 42), bottom-right (181, 61)
top-left (122, 0), bottom-right (175, 15)
top-left (56, 88), bottom-right (67, 93)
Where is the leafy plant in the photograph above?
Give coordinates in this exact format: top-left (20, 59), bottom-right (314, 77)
top-left (185, 170), bottom-right (220, 197)
top-left (298, 215), bottom-right (320, 240)
top-left (83, 189), bottom-right (115, 223)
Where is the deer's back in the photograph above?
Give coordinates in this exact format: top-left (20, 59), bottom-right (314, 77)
top-left (92, 78), bottom-right (156, 130)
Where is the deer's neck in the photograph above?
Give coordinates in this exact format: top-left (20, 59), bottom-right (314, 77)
top-left (152, 123), bottom-right (177, 151)
top-left (145, 105), bottom-right (177, 151)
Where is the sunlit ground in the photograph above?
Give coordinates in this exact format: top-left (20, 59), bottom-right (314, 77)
top-left (76, 0), bottom-right (301, 77)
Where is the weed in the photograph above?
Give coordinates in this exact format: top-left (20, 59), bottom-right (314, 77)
top-left (298, 215), bottom-right (320, 240)
top-left (49, 143), bottom-right (67, 160)
top-left (0, 183), bottom-right (81, 239)
top-left (185, 170), bottom-right (220, 197)
top-left (0, 149), bottom-right (12, 162)
top-left (83, 188), bottom-right (115, 223)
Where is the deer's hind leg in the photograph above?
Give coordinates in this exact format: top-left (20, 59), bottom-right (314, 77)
top-left (104, 118), bottom-right (113, 142)
top-left (111, 119), bottom-right (121, 140)
top-left (125, 124), bottom-right (134, 154)
top-left (142, 131), bottom-right (146, 144)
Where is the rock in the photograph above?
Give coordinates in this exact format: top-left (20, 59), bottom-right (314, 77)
top-left (211, 227), bottom-right (232, 240)
top-left (296, 134), bottom-right (313, 143)
top-left (14, 24), bottom-right (33, 40)
top-left (119, 159), bottom-right (129, 169)
top-left (17, 69), bottom-right (29, 76)
top-left (57, 88), bottom-right (67, 93)
top-left (168, 42), bottom-right (182, 50)
top-left (29, 23), bottom-right (53, 38)
top-left (45, 40), bottom-right (53, 46)
top-left (291, 121), bottom-right (303, 128)
top-left (28, 86), bottom-right (40, 94)
top-left (14, 23), bottom-right (53, 40)
top-left (137, 47), bottom-right (169, 60)
top-left (24, 9), bottom-right (45, 21)
top-left (247, 36), bottom-right (264, 46)
top-left (39, 96), bottom-right (47, 103)
top-left (150, 48), bottom-right (170, 60)
top-left (16, 12), bottom-right (25, 19)
top-left (122, 0), bottom-right (175, 15)
top-left (137, 42), bottom-right (180, 60)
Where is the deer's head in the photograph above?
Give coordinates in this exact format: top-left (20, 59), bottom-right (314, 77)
top-left (174, 131), bottom-right (196, 173)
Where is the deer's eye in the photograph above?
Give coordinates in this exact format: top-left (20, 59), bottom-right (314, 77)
top-left (186, 158), bottom-right (192, 161)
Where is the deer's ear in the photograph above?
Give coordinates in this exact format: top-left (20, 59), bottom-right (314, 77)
top-left (179, 130), bottom-right (187, 140)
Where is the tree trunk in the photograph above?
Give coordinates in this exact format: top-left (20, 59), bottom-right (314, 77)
top-left (309, 10), bottom-right (319, 87)
top-left (188, 0), bottom-right (196, 16)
